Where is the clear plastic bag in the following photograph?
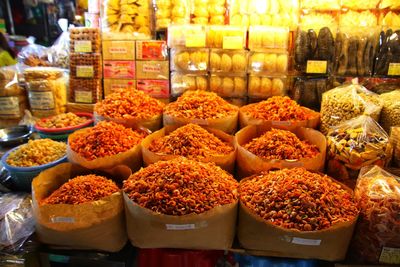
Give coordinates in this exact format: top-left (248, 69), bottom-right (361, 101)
top-left (334, 27), bottom-right (380, 77)
top-left (17, 37), bottom-right (50, 67)
top-left (379, 90), bottom-right (400, 133)
top-left (320, 82), bottom-right (383, 134)
top-left (326, 115), bottom-right (393, 188)
top-left (374, 29), bottom-right (400, 77)
top-left (291, 77), bottom-right (332, 111)
top-left (0, 193), bottom-right (34, 253)
top-left (48, 19), bottom-right (70, 69)
top-left (350, 165), bottom-right (400, 264)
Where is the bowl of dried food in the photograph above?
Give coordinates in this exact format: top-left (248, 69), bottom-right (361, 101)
top-left (1, 139), bottom-right (67, 191)
top-left (34, 112), bottom-right (93, 141)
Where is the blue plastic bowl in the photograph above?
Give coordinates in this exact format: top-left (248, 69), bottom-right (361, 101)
top-left (1, 145), bottom-right (67, 192)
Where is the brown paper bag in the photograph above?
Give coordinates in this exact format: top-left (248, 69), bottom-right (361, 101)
top-left (163, 110), bottom-right (239, 134)
top-left (94, 112), bottom-right (163, 132)
top-left (67, 128), bottom-right (143, 172)
top-left (235, 125), bottom-right (326, 178)
top-left (238, 199), bottom-right (357, 261)
top-left (32, 163), bottom-right (131, 252)
top-left (124, 193), bottom-right (238, 249)
top-left (239, 105), bottom-right (320, 130)
top-left (141, 125), bottom-right (237, 173)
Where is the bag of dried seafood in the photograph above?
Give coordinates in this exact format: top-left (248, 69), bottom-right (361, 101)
top-left (67, 121), bottom-right (146, 172)
top-left (379, 90), bottom-right (400, 133)
top-left (32, 163), bottom-right (131, 252)
top-left (320, 83), bottom-right (383, 134)
top-left (141, 124), bottom-right (236, 173)
top-left (163, 90), bottom-right (239, 134)
top-left (123, 158), bottom-right (238, 249)
top-left (235, 125), bottom-right (326, 178)
top-left (350, 165), bottom-right (400, 265)
top-left (238, 168), bottom-right (358, 261)
top-left (390, 126), bottom-right (400, 167)
top-left (326, 115), bottom-right (393, 188)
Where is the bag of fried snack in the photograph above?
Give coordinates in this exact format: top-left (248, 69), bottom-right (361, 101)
top-left (326, 115), bottom-right (393, 189)
top-left (350, 165), bottom-right (400, 265)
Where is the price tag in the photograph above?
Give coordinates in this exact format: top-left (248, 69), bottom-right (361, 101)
top-left (306, 60), bottom-right (327, 74)
top-left (77, 66), bottom-right (94, 78)
top-left (185, 33), bottom-right (206, 48)
top-left (28, 91), bottom-right (55, 110)
top-left (51, 217), bottom-right (75, 223)
top-left (166, 224), bottom-right (196, 230)
top-left (380, 247), bottom-right (400, 264)
top-left (388, 63), bottom-right (400, 76)
top-left (223, 36), bottom-right (244, 49)
top-left (75, 40), bottom-right (92, 53)
top-left (75, 90), bottom-right (93, 103)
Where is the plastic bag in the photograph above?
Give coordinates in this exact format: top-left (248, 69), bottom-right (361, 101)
top-left (379, 90), bottom-right (400, 133)
top-left (17, 37), bottom-right (50, 67)
top-left (48, 19), bottom-right (70, 69)
top-left (0, 65), bottom-right (29, 128)
top-left (326, 115), bottom-right (393, 189)
top-left (334, 27), bottom-right (379, 77)
top-left (320, 82), bottom-right (383, 134)
top-left (391, 127), bottom-right (400, 168)
top-left (350, 165), bottom-right (400, 264)
top-left (374, 29), bottom-right (400, 77)
top-left (0, 193), bottom-right (34, 253)
top-left (291, 77), bottom-right (332, 111)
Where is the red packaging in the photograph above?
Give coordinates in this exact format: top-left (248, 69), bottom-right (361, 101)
top-left (136, 80), bottom-right (170, 98)
top-left (103, 61), bottom-right (135, 79)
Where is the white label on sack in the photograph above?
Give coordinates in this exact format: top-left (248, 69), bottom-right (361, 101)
top-left (380, 247), bottom-right (400, 264)
top-left (0, 97), bottom-right (20, 117)
top-left (75, 90), bottom-right (93, 103)
top-left (51, 217), bottom-right (75, 223)
top-left (28, 91), bottom-right (55, 110)
top-left (166, 224), bottom-right (196, 230)
top-left (291, 237), bottom-right (321, 246)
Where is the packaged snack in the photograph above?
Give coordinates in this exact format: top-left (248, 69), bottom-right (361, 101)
top-left (247, 76), bottom-right (287, 99)
top-left (101, 0), bottom-right (153, 38)
top-left (379, 11), bottom-right (400, 28)
top-left (350, 166), bottom-right (400, 264)
top-left (380, 0), bottom-right (400, 9)
top-left (171, 48), bottom-right (209, 72)
top-left (326, 116), bottom-right (393, 188)
top-left (48, 21), bottom-right (70, 69)
top-left (136, 80), bottom-right (170, 98)
top-left (320, 83), bottom-right (383, 134)
top-left (104, 79), bottom-right (136, 96)
top-left (69, 78), bottom-right (102, 104)
top-left (18, 40), bottom-right (50, 67)
top-left (70, 53), bottom-right (102, 79)
top-left (340, 10), bottom-right (378, 27)
top-left (136, 61), bottom-right (169, 80)
top-left (209, 74), bottom-right (247, 97)
top-left (171, 72), bottom-right (208, 96)
top-left (168, 25), bottom-right (207, 48)
top-left (374, 29), bottom-right (400, 77)
top-left (24, 67), bottom-right (67, 118)
top-left (342, 0), bottom-right (379, 10)
top-left (154, 0), bottom-right (190, 29)
top-left (209, 50), bottom-right (248, 73)
top-left (391, 127), bottom-right (400, 167)
top-left (191, 0), bottom-right (226, 25)
top-left (248, 26), bottom-right (289, 50)
top-left (136, 40), bottom-right (168, 60)
top-left (69, 27), bottom-right (101, 53)
top-left (301, 0), bottom-right (340, 10)
top-left (102, 40), bottom-right (135, 60)
top-left (379, 90), bottom-right (400, 133)
top-left (207, 26), bottom-right (247, 49)
top-left (291, 77), bottom-right (331, 111)
top-left (248, 52), bottom-right (288, 74)
top-left (103, 60), bottom-right (135, 79)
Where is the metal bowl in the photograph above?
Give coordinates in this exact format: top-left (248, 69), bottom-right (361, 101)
top-left (0, 125), bottom-right (33, 147)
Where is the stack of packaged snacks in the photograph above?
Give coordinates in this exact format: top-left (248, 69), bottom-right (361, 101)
top-left (102, 38), bottom-right (136, 96)
top-left (25, 67), bottom-right (67, 118)
top-left (69, 28), bottom-right (102, 104)
top-left (207, 26), bottom-right (247, 102)
top-left (168, 25), bottom-right (209, 97)
top-left (154, 0), bottom-right (190, 29)
top-left (247, 26), bottom-right (289, 101)
top-left (135, 40), bottom-right (170, 101)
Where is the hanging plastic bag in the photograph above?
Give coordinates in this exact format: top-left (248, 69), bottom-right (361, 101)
top-left (48, 19), bottom-right (70, 69)
top-left (18, 37), bottom-right (51, 67)
top-left (320, 81), bottom-right (383, 134)
top-left (350, 165), bottom-right (400, 265)
top-left (0, 193), bottom-right (34, 253)
top-left (326, 115), bottom-right (393, 189)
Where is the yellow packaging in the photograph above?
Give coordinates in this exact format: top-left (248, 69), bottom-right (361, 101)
top-left (102, 40), bottom-right (136, 60)
top-left (136, 61), bottom-right (169, 80)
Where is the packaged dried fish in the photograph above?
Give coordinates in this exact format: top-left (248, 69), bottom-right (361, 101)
top-left (374, 29), bottom-right (400, 77)
top-left (294, 27), bottom-right (335, 74)
top-left (291, 77), bottom-right (331, 111)
top-left (334, 28), bottom-right (380, 77)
